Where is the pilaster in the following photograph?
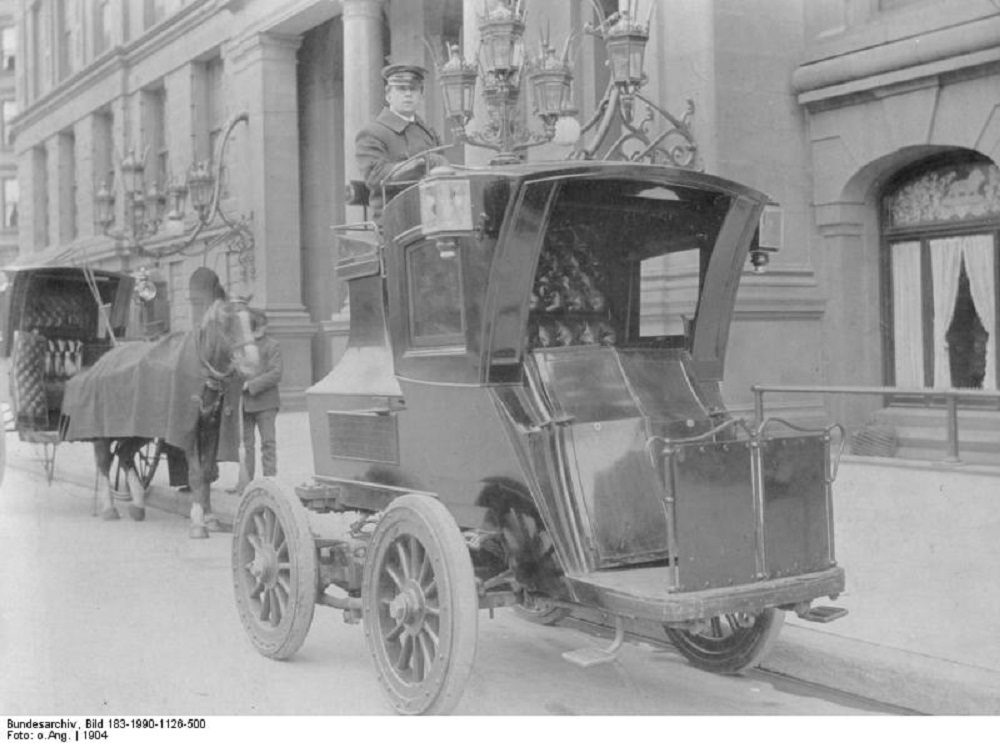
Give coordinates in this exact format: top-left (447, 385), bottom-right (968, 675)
top-left (342, 0), bottom-right (386, 186)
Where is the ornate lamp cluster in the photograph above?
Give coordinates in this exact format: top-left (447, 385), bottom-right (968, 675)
top-left (95, 112), bottom-right (254, 267)
top-left (436, 0), bottom-right (698, 168)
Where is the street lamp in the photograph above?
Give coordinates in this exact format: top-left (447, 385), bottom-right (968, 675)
top-left (94, 112), bottom-right (254, 273)
top-left (436, 0), bottom-right (698, 169)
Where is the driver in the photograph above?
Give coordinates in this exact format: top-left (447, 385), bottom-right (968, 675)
top-left (355, 63), bottom-right (446, 218)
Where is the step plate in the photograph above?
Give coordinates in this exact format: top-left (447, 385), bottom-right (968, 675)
top-left (799, 605), bottom-right (849, 623)
top-left (562, 647), bottom-right (619, 668)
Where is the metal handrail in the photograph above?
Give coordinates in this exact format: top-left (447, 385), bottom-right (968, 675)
top-left (751, 384), bottom-right (1000, 464)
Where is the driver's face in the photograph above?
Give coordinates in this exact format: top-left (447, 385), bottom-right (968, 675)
top-left (386, 83), bottom-right (423, 117)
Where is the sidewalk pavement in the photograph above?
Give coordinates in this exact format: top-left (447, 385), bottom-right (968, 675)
top-left (5, 410), bottom-right (1000, 715)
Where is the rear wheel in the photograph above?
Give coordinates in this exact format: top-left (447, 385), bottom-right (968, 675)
top-left (363, 494), bottom-right (478, 715)
top-left (232, 480), bottom-right (317, 660)
top-left (664, 608), bottom-right (784, 674)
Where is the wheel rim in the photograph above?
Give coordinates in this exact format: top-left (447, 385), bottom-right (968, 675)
top-left (231, 482), bottom-right (317, 660)
top-left (674, 612), bottom-right (760, 656)
top-left (363, 495), bottom-right (478, 715)
top-left (240, 505), bottom-right (293, 627)
top-left (375, 533), bottom-right (440, 684)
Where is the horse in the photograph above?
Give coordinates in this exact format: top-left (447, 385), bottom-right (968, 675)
top-left (81, 298), bottom-right (259, 538)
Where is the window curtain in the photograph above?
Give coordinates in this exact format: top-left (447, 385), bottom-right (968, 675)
top-left (961, 234), bottom-right (997, 390)
top-left (891, 242), bottom-right (925, 387)
top-left (929, 237), bottom-right (964, 388)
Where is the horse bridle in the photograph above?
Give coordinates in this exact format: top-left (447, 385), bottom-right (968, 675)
top-left (196, 301), bottom-right (255, 387)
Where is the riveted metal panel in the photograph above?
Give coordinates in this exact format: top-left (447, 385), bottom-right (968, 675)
top-left (327, 411), bottom-right (399, 464)
top-left (761, 436), bottom-right (834, 578)
top-left (671, 441), bottom-right (758, 591)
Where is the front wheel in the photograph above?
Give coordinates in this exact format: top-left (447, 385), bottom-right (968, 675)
top-left (362, 494), bottom-right (478, 715)
top-left (232, 480), bottom-right (318, 660)
top-left (664, 608), bottom-right (784, 674)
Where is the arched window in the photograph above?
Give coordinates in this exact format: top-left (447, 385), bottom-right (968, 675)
top-left (882, 153), bottom-right (1000, 391)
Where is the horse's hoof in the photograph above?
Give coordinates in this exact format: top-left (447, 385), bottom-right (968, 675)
top-left (189, 525), bottom-right (209, 539)
top-left (205, 515), bottom-right (226, 533)
top-left (100, 507), bottom-right (120, 521)
top-left (128, 505), bottom-right (146, 522)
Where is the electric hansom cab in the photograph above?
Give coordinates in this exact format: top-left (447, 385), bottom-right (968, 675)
top-left (231, 161), bottom-right (847, 715)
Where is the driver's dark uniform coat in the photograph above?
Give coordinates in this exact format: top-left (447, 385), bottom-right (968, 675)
top-left (355, 107), bottom-right (441, 215)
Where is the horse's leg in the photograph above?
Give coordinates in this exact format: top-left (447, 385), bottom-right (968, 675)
top-left (93, 439), bottom-right (119, 521)
top-left (186, 447), bottom-right (210, 539)
top-left (120, 438), bottom-right (148, 522)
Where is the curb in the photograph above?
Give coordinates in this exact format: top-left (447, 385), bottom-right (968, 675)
top-left (760, 624), bottom-right (1000, 715)
top-left (568, 608), bottom-right (1000, 715)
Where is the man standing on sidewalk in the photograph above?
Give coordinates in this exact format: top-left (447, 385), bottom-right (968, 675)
top-left (239, 309), bottom-right (282, 483)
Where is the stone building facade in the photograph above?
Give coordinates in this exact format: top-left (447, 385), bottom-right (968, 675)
top-left (0, 0), bottom-right (15, 267)
top-left (8, 0), bottom-right (1000, 450)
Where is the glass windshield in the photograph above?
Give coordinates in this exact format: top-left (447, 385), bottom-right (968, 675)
top-left (527, 178), bottom-right (730, 352)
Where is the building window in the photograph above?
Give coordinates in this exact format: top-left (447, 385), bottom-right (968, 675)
top-left (30, 2), bottom-right (44, 99)
top-left (141, 85), bottom-right (168, 190)
top-left (1, 26), bottom-right (16, 71)
top-left (55, 0), bottom-right (74, 81)
top-left (59, 130), bottom-right (77, 242)
top-left (33, 144), bottom-right (49, 248)
top-left (144, 0), bottom-right (169, 30)
top-left (93, 109), bottom-right (114, 214)
top-left (2, 177), bottom-right (18, 229)
top-left (2, 99), bottom-right (17, 148)
top-left (94, 0), bottom-right (113, 57)
top-left (882, 155), bottom-right (1000, 391)
top-left (206, 55), bottom-right (224, 164)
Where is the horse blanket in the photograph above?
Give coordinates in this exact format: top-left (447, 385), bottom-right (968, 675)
top-left (61, 331), bottom-right (240, 459)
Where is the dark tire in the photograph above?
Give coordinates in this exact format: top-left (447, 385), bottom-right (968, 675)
top-left (112, 438), bottom-right (163, 496)
top-left (362, 494), bottom-right (478, 715)
top-left (232, 480), bottom-right (317, 660)
top-left (664, 609), bottom-right (785, 674)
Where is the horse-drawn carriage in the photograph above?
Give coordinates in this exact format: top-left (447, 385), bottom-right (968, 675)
top-left (1, 265), bottom-right (135, 483)
top-left (1, 263), bottom-right (257, 534)
top-left (230, 160), bottom-right (848, 714)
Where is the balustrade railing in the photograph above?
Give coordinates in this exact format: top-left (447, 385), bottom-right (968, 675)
top-left (751, 384), bottom-right (1000, 464)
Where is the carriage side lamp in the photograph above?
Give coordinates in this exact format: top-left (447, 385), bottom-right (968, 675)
top-left (749, 204), bottom-right (782, 274)
top-left (133, 267), bottom-right (157, 303)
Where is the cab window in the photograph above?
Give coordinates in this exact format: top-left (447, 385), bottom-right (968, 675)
top-left (407, 238), bottom-right (465, 346)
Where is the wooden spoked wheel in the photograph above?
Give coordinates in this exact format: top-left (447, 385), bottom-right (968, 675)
top-left (112, 439), bottom-right (164, 499)
top-left (362, 495), bottom-right (478, 715)
top-left (232, 480), bottom-right (317, 660)
top-left (664, 608), bottom-right (785, 674)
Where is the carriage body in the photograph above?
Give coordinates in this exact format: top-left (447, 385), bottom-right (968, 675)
top-left (0, 266), bottom-right (133, 444)
top-left (234, 162), bottom-right (846, 714)
top-left (304, 162), bottom-right (844, 622)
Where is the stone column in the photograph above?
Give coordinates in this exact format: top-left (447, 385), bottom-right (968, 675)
top-left (230, 31), bottom-right (316, 409)
top-left (327, 0), bottom-right (386, 369)
top-left (342, 0), bottom-right (386, 194)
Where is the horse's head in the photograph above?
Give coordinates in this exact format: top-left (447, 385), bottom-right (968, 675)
top-left (199, 299), bottom-right (261, 380)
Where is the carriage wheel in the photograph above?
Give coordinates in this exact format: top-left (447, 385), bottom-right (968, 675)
top-left (664, 608), bottom-right (785, 674)
top-left (232, 480), bottom-right (317, 660)
top-left (112, 439), bottom-right (164, 498)
top-left (363, 494), bottom-right (478, 715)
